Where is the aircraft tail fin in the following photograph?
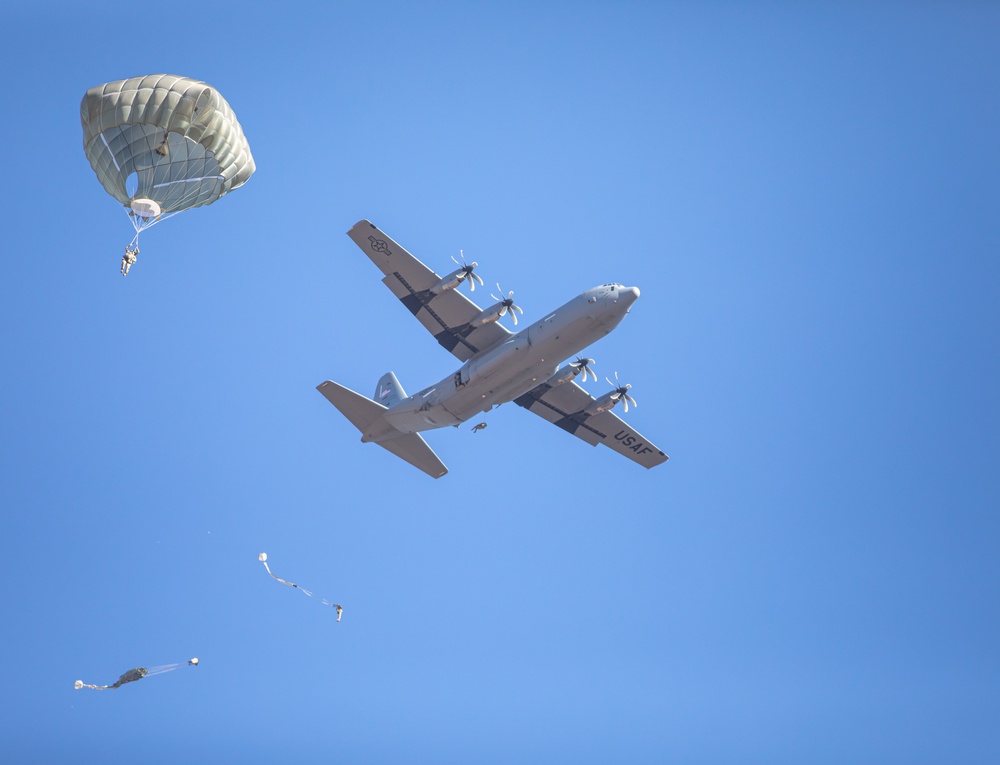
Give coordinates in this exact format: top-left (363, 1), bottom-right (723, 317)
top-left (373, 371), bottom-right (406, 409)
top-left (316, 379), bottom-right (448, 479)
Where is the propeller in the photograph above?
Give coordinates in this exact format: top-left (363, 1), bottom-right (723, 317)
top-left (490, 284), bottom-right (524, 326)
top-left (451, 251), bottom-right (484, 291)
top-left (606, 372), bottom-right (637, 412)
top-left (569, 357), bottom-right (597, 382)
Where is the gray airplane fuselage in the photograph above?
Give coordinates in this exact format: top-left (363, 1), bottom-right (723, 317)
top-left (370, 284), bottom-right (639, 437)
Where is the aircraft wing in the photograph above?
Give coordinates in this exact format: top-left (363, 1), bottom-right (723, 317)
top-left (514, 379), bottom-right (669, 469)
top-left (347, 220), bottom-right (512, 362)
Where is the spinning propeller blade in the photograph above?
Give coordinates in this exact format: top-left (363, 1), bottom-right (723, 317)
top-left (490, 284), bottom-right (523, 326)
top-left (606, 372), bottom-right (637, 412)
top-left (451, 251), bottom-right (484, 291)
top-left (570, 357), bottom-right (597, 382)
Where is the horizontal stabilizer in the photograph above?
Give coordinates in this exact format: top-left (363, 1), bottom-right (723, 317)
top-left (316, 380), bottom-right (448, 478)
top-left (374, 432), bottom-right (448, 479)
top-left (317, 380), bottom-right (385, 433)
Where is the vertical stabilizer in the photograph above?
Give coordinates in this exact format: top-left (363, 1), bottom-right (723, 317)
top-left (373, 372), bottom-right (406, 409)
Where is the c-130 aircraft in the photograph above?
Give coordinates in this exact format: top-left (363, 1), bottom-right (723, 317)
top-left (317, 220), bottom-right (669, 478)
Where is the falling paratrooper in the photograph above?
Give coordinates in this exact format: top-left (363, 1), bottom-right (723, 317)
top-left (259, 552), bottom-right (343, 621)
top-left (80, 74), bottom-right (255, 275)
top-left (74, 658), bottom-right (198, 691)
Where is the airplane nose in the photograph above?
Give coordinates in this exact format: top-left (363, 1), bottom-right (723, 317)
top-left (622, 286), bottom-right (640, 303)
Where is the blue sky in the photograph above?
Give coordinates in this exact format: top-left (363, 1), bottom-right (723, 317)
top-left (1, 1), bottom-right (997, 762)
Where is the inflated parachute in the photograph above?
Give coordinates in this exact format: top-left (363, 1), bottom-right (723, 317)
top-left (80, 74), bottom-right (255, 272)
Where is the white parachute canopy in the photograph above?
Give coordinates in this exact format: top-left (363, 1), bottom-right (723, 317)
top-left (75, 657), bottom-right (199, 690)
top-left (259, 552), bottom-right (343, 621)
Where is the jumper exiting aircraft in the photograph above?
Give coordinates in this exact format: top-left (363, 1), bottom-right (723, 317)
top-left (317, 220), bottom-right (669, 478)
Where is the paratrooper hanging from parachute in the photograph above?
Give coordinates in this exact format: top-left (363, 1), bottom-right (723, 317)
top-left (80, 74), bottom-right (255, 275)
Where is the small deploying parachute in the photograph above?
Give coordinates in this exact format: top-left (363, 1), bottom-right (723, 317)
top-left (259, 552), bottom-right (343, 621)
top-left (74, 658), bottom-right (198, 691)
top-left (80, 74), bottom-right (255, 274)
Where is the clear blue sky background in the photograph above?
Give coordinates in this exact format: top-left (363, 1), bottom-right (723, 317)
top-left (1, 2), bottom-right (997, 762)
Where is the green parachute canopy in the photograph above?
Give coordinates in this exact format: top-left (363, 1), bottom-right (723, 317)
top-left (81, 74), bottom-right (255, 241)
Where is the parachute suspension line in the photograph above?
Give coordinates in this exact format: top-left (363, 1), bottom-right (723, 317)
top-left (119, 149), bottom-right (225, 246)
top-left (123, 207), bottom-right (185, 256)
top-left (258, 553), bottom-right (343, 621)
top-left (127, 208), bottom-right (184, 236)
top-left (144, 663), bottom-right (181, 677)
top-left (74, 658), bottom-right (199, 690)
top-left (259, 552), bottom-right (313, 596)
top-left (122, 171), bottom-right (221, 243)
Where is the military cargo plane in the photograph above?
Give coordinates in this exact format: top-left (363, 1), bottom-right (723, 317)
top-left (317, 220), bottom-right (669, 478)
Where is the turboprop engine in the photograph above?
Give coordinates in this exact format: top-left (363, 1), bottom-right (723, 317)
top-left (430, 253), bottom-right (483, 294)
top-left (543, 357), bottom-right (597, 387)
top-left (584, 373), bottom-right (637, 415)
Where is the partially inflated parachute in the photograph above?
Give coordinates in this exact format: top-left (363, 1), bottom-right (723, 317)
top-left (74, 658), bottom-right (199, 691)
top-left (81, 74), bottom-right (255, 270)
top-left (259, 553), bottom-right (343, 621)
